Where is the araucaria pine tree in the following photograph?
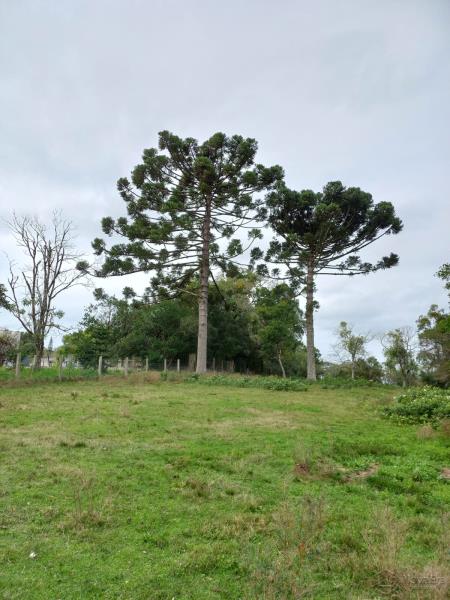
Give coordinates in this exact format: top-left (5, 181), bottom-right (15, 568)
top-left (90, 131), bottom-right (283, 373)
top-left (265, 181), bottom-right (403, 380)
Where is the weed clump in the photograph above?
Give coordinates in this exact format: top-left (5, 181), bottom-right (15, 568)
top-left (382, 387), bottom-right (450, 425)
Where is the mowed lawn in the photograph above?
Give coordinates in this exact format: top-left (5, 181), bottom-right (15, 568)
top-left (0, 378), bottom-right (449, 599)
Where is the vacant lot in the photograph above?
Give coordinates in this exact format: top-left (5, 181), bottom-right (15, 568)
top-left (1, 377), bottom-right (449, 599)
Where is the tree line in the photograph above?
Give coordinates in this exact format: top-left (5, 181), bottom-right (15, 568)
top-left (1, 131), bottom-right (448, 385)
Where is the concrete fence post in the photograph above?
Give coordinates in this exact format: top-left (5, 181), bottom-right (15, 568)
top-left (98, 355), bottom-right (103, 378)
top-left (58, 356), bottom-right (63, 382)
top-left (163, 358), bottom-right (167, 372)
top-left (212, 357), bottom-right (216, 372)
top-left (177, 358), bottom-right (180, 372)
top-left (145, 357), bottom-right (149, 372)
top-left (15, 353), bottom-right (21, 379)
top-left (124, 357), bottom-right (129, 377)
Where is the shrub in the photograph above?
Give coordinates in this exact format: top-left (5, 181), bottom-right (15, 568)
top-left (186, 374), bottom-right (308, 392)
top-left (319, 376), bottom-right (378, 389)
top-left (382, 386), bottom-right (450, 425)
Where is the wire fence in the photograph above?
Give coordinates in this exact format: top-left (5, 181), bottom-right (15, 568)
top-left (1, 352), bottom-right (246, 384)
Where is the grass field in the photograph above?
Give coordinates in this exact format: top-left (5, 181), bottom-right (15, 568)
top-left (1, 376), bottom-right (449, 599)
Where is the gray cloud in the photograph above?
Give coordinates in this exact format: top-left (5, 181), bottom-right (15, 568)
top-left (1, 0), bottom-right (449, 358)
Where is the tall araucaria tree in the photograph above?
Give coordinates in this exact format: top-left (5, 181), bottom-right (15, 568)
top-left (87, 131), bottom-right (284, 373)
top-left (264, 181), bottom-right (403, 380)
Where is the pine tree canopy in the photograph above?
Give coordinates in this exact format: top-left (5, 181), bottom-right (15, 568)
top-left (90, 131), bottom-right (284, 291)
top-left (264, 180), bottom-right (403, 279)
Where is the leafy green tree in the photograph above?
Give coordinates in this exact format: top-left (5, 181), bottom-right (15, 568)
top-left (207, 274), bottom-right (258, 369)
top-left (416, 265), bottom-right (450, 386)
top-left (265, 181), bottom-right (402, 380)
top-left (254, 284), bottom-right (304, 377)
top-left (87, 131), bottom-right (283, 373)
top-left (115, 299), bottom-right (196, 363)
top-left (62, 288), bottom-right (130, 367)
top-left (335, 321), bottom-right (370, 379)
top-left (355, 356), bottom-right (383, 381)
top-left (323, 355), bottom-right (383, 381)
top-left (417, 305), bottom-right (450, 385)
top-left (0, 331), bottom-right (16, 366)
top-left (383, 327), bottom-right (417, 387)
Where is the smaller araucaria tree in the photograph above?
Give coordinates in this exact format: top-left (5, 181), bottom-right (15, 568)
top-left (264, 181), bottom-right (402, 380)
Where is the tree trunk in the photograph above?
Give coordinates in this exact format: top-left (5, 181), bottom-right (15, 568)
top-left (351, 361), bottom-right (355, 380)
top-left (305, 264), bottom-right (317, 381)
top-left (277, 349), bottom-right (286, 378)
top-left (196, 200), bottom-right (211, 374)
top-left (34, 338), bottom-right (44, 370)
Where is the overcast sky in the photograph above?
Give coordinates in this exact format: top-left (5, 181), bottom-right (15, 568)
top-left (1, 0), bottom-right (449, 360)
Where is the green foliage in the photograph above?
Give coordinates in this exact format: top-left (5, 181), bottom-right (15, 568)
top-left (88, 131), bottom-right (284, 371)
top-left (254, 284), bottom-right (304, 377)
top-left (264, 181), bottom-right (402, 380)
top-left (335, 321), bottom-right (369, 379)
top-left (416, 265), bottom-right (450, 387)
top-left (0, 331), bottom-right (17, 365)
top-left (265, 180), bottom-right (402, 281)
top-left (323, 356), bottom-right (384, 382)
top-left (382, 386), bottom-right (450, 424)
top-left (320, 376), bottom-right (380, 389)
top-left (61, 275), bottom-right (308, 376)
top-left (417, 304), bottom-right (450, 386)
top-left (0, 283), bottom-right (10, 310)
top-left (187, 374), bottom-right (309, 391)
top-left (206, 274), bottom-right (259, 366)
top-left (0, 365), bottom-right (98, 383)
top-left (383, 327), bottom-right (417, 387)
top-left (437, 262), bottom-right (450, 296)
top-left (62, 291), bottom-right (197, 367)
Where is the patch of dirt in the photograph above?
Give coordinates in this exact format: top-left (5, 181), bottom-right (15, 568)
top-left (440, 467), bottom-right (450, 480)
top-left (294, 463), bottom-right (310, 477)
top-left (210, 408), bottom-right (298, 436)
top-left (344, 463), bottom-right (379, 482)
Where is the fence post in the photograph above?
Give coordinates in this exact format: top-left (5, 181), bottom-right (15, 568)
top-left (124, 357), bottom-right (129, 377)
top-left (15, 353), bottom-right (21, 379)
top-left (145, 357), bottom-right (149, 372)
top-left (98, 355), bottom-right (103, 378)
top-left (212, 357), bottom-right (216, 372)
top-left (177, 358), bottom-right (180, 373)
top-left (163, 358), bottom-right (167, 372)
top-left (58, 356), bottom-right (63, 382)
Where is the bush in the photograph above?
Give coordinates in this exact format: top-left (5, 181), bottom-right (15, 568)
top-left (186, 374), bottom-right (308, 392)
top-left (382, 386), bottom-right (450, 425)
top-left (320, 376), bottom-right (378, 389)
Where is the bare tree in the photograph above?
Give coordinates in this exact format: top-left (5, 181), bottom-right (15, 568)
top-left (3, 213), bottom-right (84, 368)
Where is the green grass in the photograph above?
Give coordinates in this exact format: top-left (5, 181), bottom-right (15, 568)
top-left (0, 365), bottom-right (99, 383)
top-left (1, 376), bottom-right (449, 599)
